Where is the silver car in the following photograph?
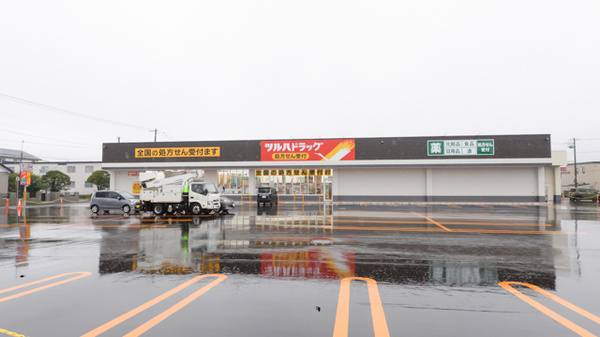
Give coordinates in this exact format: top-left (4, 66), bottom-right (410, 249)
top-left (90, 190), bottom-right (140, 214)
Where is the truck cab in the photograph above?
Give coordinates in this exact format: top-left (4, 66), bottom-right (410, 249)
top-left (188, 182), bottom-right (221, 214)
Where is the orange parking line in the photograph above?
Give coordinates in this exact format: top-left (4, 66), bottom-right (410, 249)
top-left (335, 226), bottom-right (447, 232)
top-left (82, 274), bottom-right (227, 337)
top-left (452, 229), bottom-right (579, 235)
top-left (333, 277), bottom-right (390, 337)
top-left (410, 212), bottom-right (452, 231)
top-left (333, 219), bottom-right (429, 225)
top-left (333, 226), bottom-right (579, 235)
top-left (0, 272), bottom-right (92, 302)
top-left (442, 221), bottom-right (551, 227)
top-left (499, 282), bottom-right (600, 337)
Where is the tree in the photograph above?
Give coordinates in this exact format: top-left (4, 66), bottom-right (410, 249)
top-left (42, 170), bottom-right (71, 192)
top-left (29, 174), bottom-right (48, 196)
top-left (8, 173), bottom-right (19, 193)
top-left (87, 170), bottom-right (110, 190)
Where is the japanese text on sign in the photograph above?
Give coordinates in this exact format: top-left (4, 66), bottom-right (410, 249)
top-left (261, 139), bottom-right (355, 161)
top-left (427, 139), bottom-right (495, 156)
top-left (20, 171), bottom-right (31, 186)
top-left (255, 168), bottom-right (332, 176)
top-left (135, 147), bottom-right (220, 158)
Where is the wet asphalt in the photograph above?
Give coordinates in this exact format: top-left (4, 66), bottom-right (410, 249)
top-left (1, 201), bottom-right (600, 337)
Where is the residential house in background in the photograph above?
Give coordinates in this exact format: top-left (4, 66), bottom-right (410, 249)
top-left (561, 162), bottom-right (600, 193)
top-left (0, 163), bottom-right (13, 197)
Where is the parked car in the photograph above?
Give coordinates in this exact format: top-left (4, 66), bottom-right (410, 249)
top-left (219, 196), bottom-right (235, 213)
top-left (569, 188), bottom-right (599, 202)
top-left (257, 187), bottom-right (278, 207)
top-left (90, 190), bottom-right (141, 214)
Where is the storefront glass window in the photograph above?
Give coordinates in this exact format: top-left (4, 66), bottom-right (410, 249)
top-left (218, 169), bottom-right (249, 194)
top-left (255, 168), bottom-right (332, 197)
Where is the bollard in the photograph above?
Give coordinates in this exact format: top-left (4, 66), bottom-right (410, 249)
top-left (17, 199), bottom-right (22, 216)
top-left (5, 198), bottom-right (8, 208)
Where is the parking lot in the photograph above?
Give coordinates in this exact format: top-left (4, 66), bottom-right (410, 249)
top-left (1, 201), bottom-right (600, 336)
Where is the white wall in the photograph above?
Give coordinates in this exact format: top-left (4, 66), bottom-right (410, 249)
top-left (335, 167), bottom-right (426, 196)
top-left (0, 171), bottom-right (9, 196)
top-left (430, 167), bottom-right (538, 197)
top-left (335, 166), bottom-right (545, 201)
top-left (110, 170), bottom-right (140, 194)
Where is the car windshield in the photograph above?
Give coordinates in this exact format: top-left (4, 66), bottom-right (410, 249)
top-left (205, 183), bottom-right (218, 194)
top-left (120, 192), bottom-right (136, 199)
top-left (258, 188), bottom-right (271, 193)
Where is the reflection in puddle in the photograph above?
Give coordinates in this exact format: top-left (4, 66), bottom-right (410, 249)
top-left (1, 204), bottom-right (571, 291)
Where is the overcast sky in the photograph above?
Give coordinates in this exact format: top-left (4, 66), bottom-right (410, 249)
top-left (1, 1), bottom-right (599, 163)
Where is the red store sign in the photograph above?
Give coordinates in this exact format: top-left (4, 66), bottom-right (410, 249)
top-left (261, 139), bottom-right (355, 161)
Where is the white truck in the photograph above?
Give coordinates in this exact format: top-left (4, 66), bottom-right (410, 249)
top-left (139, 171), bottom-right (221, 215)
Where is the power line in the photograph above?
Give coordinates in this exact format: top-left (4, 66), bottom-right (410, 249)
top-left (0, 92), bottom-right (150, 131)
top-left (0, 137), bottom-right (98, 150)
top-left (0, 128), bottom-right (98, 147)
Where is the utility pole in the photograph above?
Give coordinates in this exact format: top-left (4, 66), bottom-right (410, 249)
top-left (569, 138), bottom-right (578, 189)
top-left (573, 138), bottom-right (578, 189)
top-left (150, 129), bottom-right (157, 142)
top-left (16, 140), bottom-right (23, 200)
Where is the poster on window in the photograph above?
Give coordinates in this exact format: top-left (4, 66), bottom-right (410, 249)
top-left (261, 139), bottom-right (355, 161)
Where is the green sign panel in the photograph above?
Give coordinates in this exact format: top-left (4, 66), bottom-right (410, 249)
top-left (427, 139), bottom-right (495, 156)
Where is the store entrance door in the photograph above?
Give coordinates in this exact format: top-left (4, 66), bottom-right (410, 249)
top-left (322, 176), bottom-right (333, 201)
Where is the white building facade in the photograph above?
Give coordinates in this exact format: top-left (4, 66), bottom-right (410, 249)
top-left (3, 161), bottom-right (103, 196)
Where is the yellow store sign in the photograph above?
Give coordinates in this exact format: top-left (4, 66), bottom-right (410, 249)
top-left (135, 147), bottom-right (220, 158)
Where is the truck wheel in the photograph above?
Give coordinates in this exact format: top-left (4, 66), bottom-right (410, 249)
top-left (122, 205), bottom-right (131, 213)
top-left (153, 204), bottom-right (165, 215)
top-left (91, 205), bottom-right (99, 213)
top-left (190, 203), bottom-right (202, 215)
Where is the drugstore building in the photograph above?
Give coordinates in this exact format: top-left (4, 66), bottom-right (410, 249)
top-left (102, 134), bottom-right (565, 203)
